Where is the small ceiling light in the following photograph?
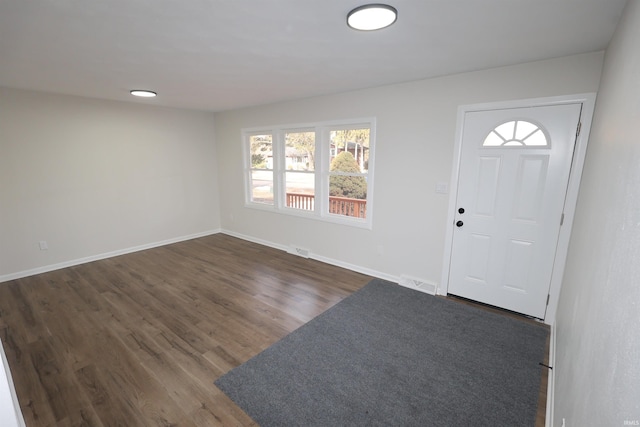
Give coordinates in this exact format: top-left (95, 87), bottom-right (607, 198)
top-left (130, 90), bottom-right (157, 98)
top-left (347, 4), bottom-right (397, 31)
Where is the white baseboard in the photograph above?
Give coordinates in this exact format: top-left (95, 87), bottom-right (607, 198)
top-left (311, 253), bottom-right (398, 283)
top-left (3, 227), bottom-right (425, 294)
top-left (221, 229), bottom-right (289, 253)
top-left (221, 229), bottom-right (398, 284)
top-left (546, 321), bottom-right (557, 427)
top-left (0, 229), bottom-right (222, 284)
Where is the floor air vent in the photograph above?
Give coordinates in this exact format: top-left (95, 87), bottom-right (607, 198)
top-left (399, 275), bottom-right (437, 295)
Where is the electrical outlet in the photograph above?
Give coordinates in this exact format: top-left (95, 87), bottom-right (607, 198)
top-left (38, 240), bottom-right (48, 251)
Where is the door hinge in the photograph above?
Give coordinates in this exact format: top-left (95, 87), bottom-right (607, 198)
top-left (547, 294), bottom-right (551, 306)
top-left (576, 121), bottom-right (582, 137)
top-left (560, 213), bottom-right (565, 226)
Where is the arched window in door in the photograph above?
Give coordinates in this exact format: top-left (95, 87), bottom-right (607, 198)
top-left (483, 120), bottom-right (549, 147)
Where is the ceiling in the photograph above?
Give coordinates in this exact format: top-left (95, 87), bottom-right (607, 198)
top-left (0, 0), bottom-right (627, 112)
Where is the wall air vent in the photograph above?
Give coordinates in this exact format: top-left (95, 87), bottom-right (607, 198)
top-left (287, 246), bottom-right (310, 259)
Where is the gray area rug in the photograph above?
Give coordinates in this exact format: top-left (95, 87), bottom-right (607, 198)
top-left (215, 278), bottom-right (548, 426)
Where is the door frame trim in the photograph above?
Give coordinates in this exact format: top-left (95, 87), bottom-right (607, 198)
top-left (439, 93), bottom-right (597, 325)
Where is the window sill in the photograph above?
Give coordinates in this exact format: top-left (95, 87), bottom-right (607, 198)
top-left (244, 202), bottom-right (373, 230)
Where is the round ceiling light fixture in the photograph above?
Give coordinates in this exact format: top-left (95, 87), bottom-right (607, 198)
top-left (347, 4), bottom-right (397, 31)
top-left (130, 90), bottom-right (157, 98)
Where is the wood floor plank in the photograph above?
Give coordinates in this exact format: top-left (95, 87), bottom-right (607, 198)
top-left (27, 335), bottom-right (95, 424)
top-left (0, 233), bottom-right (547, 426)
top-left (74, 364), bottom-right (125, 427)
top-left (55, 404), bottom-right (105, 427)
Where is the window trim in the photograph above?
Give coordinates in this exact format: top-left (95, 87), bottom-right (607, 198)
top-left (243, 118), bottom-right (375, 229)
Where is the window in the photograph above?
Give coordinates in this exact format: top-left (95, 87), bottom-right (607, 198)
top-left (244, 119), bottom-right (375, 228)
top-left (248, 133), bottom-right (274, 205)
top-left (285, 130), bottom-right (315, 212)
top-left (483, 120), bottom-right (549, 147)
top-left (328, 127), bottom-right (370, 219)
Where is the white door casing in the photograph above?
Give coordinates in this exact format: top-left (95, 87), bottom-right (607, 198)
top-left (441, 94), bottom-right (596, 323)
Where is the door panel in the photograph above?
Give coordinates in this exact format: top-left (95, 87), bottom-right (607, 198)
top-left (513, 155), bottom-right (548, 221)
top-left (467, 233), bottom-right (491, 283)
top-left (448, 104), bottom-right (582, 318)
top-left (475, 157), bottom-right (501, 216)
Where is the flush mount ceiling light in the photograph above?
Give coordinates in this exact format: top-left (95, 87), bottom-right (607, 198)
top-left (130, 90), bottom-right (157, 98)
top-left (347, 4), bottom-right (397, 31)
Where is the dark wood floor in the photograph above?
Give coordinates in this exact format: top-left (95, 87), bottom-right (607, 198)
top-left (0, 234), bottom-right (547, 426)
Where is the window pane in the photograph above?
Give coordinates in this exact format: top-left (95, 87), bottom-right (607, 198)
top-left (285, 171), bottom-right (315, 211)
top-left (250, 134), bottom-right (272, 170)
top-left (330, 128), bottom-right (370, 172)
top-left (250, 170), bottom-right (274, 205)
top-left (329, 175), bottom-right (367, 218)
top-left (285, 131), bottom-right (315, 171)
top-left (494, 121), bottom-right (516, 140)
top-left (523, 129), bottom-right (548, 146)
top-left (483, 131), bottom-right (504, 146)
top-left (515, 121), bottom-right (538, 140)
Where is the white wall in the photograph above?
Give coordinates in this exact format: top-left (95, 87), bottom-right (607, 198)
top-left (215, 52), bottom-right (604, 285)
top-left (0, 88), bottom-right (221, 280)
top-left (554, 1), bottom-right (640, 425)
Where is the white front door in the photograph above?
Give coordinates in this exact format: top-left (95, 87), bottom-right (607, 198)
top-left (448, 103), bottom-right (582, 319)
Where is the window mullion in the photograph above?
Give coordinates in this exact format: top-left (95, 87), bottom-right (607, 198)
top-left (317, 126), bottom-right (328, 217)
top-left (273, 129), bottom-right (284, 210)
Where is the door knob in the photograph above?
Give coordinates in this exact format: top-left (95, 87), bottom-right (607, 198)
top-left (456, 220), bottom-right (464, 227)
